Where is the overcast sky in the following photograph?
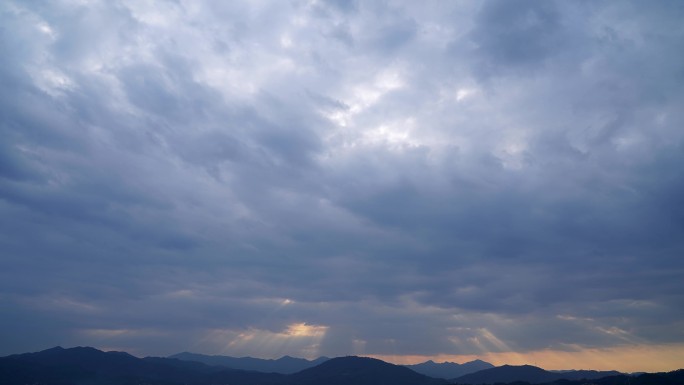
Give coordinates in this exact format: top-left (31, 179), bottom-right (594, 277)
top-left (1, 0), bottom-right (684, 373)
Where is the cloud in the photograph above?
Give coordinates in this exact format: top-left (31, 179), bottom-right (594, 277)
top-left (469, 0), bottom-right (566, 72)
top-left (1, 0), bottom-right (683, 371)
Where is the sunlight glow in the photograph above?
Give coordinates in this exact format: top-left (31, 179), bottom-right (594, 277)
top-left (478, 328), bottom-right (512, 352)
top-left (323, 68), bottom-right (404, 129)
top-left (205, 322), bottom-right (329, 359)
top-left (456, 88), bottom-right (476, 102)
top-left (79, 328), bottom-right (164, 339)
top-left (29, 68), bottom-right (76, 97)
top-left (285, 323), bottom-right (328, 337)
top-left (369, 343), bottom-right (684, 372)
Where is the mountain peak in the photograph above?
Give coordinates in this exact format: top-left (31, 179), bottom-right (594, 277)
top-left (44, 346), bottom-right (65, 352)
top-left (289, 356), bottom-right (439, 385)
top-left (456, 364), bottom-right (564, 384)
top-left (405, 358), bottom-right (493, 379)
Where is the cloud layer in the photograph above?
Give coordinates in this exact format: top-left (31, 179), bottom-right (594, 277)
top-left (2, 0), bottom-right (684, 370)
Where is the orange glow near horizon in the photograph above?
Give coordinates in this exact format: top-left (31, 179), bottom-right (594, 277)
top-left (368, 343), bottom-right (684, 373)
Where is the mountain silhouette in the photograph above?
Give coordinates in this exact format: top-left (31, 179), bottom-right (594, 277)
top-left (287, 356), bottom-right (445, 385)
top-left (2, 346), bottom-right (681, 385)
top-left (454, 364), bottom-right (564, 384)
top-left (170, 351), bottom-right (329, 373)
top-left (4, 346), bottom-right (207, 378)
top-left (405, 359), bottom-right (494, 379)
top-left (551, 368), bottom-right (622, 381)
top-left (0, 346), bottom-right (278, 385)
top-left (0, 347), bottom-right (438, 385)
top-left (454, 364), bottom-right (626, 384)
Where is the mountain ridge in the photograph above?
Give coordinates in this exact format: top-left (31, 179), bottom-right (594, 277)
top-left (287, 356), bottom-right (445, 385)
top-left (169, 351), bottom-right (329, 373)
top-left (405, 358), bottom-right (495, 378)
top-left (454, 364), bottom-right (624, 384)
top-left (2, 346), bottom-right (682, 385)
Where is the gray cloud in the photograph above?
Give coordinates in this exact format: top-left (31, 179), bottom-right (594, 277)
top-left (1, 0), bottom-right (683, 365)
top-left (470, 0), bottom-right (566, 72)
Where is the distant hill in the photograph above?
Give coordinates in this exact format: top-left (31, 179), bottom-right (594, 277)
top-left (552, 368), bottom-right (622, 380)
top-left (454, 364), bottom-right (624, 384)
top-left (0, 347), bottom-right (440, 385)
top-left (0, 346), bottom-right (281, 385)
top-left (286, 356), bottom-right (446, 385)
top-left (454, 364), bottom-right (567, 384)
top-left (629, 369), bottom-right (684, 385)
top-left (170, 351), bottom-right (329, 373)
top-left (405, 359), bottom-right (494, 378)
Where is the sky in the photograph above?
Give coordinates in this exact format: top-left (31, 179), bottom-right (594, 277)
top-left (1, 0), bottom-right (684, 373)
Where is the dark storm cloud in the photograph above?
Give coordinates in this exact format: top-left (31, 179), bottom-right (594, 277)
top-left (1, 0), bottom-right (683, 363)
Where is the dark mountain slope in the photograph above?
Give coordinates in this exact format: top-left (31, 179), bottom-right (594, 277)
top-left (7, 346), bottom-right (211, 381)
top-left (629, 369), bottom-right (684, 385)
top-left (405, 359), bottom-right (494, 379)
top-left (5, 346), bottom-right (679, 385)
top-left (3, 348), bottom-right (438, 385)
top-left (206, 369), bottom-right (284, 385)
top-left (554, 369), bottom-right (622, 381)
top-left (287, 356), bottom-right (445, 385)
top-left (0, 355), bottom-right (94, 385)
top-left (513, 369), bottom-right (684, 385)
top-left (453, 365), bottom-right (669, 385)
top-left (0, 346), bottom-right (278, 385)
top-left (454, 364), bottom-right (562, 384)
